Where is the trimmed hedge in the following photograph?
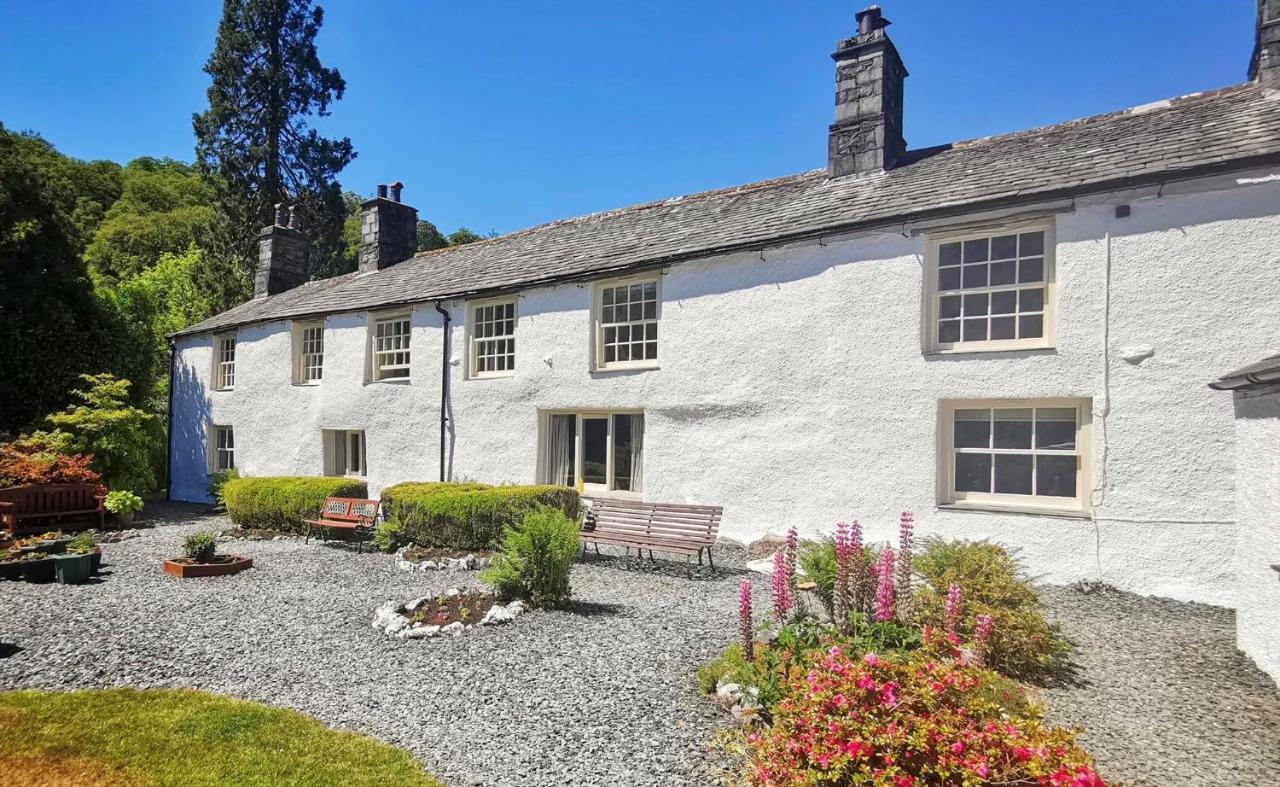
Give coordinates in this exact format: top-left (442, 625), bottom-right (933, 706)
top-left (381, 482), bottom-right (580, 550)
top-left (223, 476), bottom-right (368, 533)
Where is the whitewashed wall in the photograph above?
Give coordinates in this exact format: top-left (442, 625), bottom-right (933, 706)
top-left (172, 168), bottom-right (1280, 611)
top-left (1230, 390), bottom-right (1280, 685)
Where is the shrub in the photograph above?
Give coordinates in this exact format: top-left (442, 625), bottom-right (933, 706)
top-left (914, 538), bottom-right (1070, 680)
top-left (373, 519), bottom-right (405, 553)
top-left (746, 646), bottom-right (1104, 786)
top-left (104, 490), bottom-right (144, 514)
top-left (44, 374), bottom-right (161, 493)
top-left (223, 476), bottom-right (367, 533)
top-left (0, 439), bottom-right (102, 489)
top-left (382, 482), bottom-right (579, 550)
top-left (480, 506), bottom-right (580, 609)
top-left (207, 468), bottom-right (239, 507)
top-left (183, 531), bottom-right (218, 563)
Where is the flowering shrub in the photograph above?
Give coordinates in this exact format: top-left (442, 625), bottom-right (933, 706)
top-left (0, 439), bottom-right (102, 489)
top-left (747, 646), bottom-right (1105, 786)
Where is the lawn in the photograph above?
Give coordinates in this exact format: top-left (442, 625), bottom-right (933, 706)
top-left (0, 688), bottom-right (442, 787)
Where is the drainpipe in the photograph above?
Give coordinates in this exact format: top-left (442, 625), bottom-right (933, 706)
top-left (165, 338), bottom-right (176, 501)
top-left (434, 302), bottom-right (451, 482)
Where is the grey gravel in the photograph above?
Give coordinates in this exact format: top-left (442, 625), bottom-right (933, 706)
top-left (1039, 585), bottom-right (1280, 787)
top-left (3, 506), bottom-right (1278, 787)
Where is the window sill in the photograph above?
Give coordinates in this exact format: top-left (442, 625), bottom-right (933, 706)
top-left (592, 362), bottom-right (660, 374)
top-left (364, 378), bottom-right (412, 386)
top-left (923, 343), bottom-right (1055, 357)
top-left (291, 381), bottom-right (322, 388)
top-left (936, 502), bottom-right (1091, 520)
top-left (468, 371), bottom-right (515, 381)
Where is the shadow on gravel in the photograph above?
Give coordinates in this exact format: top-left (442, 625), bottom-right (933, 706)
top-left (577, 552), bottom-right (746, 581)
top-left (0, 643), bottom-right (21, 659)
top-left (563, 601), bottom-right (627, 618)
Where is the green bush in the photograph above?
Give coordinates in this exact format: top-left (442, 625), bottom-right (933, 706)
top-left (104, 490), bottom-right (144, 514)
top-left (480, 506), bottom-right (580, 609)
top-left (223, 476), bottom-right (368, 533)
top-left (373, 519), bottom-right (405, 553)
top-left (207, 468), bottom-right (239, 507)
top-left (382, 482), bottom-right (579, 550)
top-left (913, 538), bottom-right (1070, 680)
top-left (43, 374), bottom-right (161, 493)
top-left (184, 531), bottom-right (217, 562)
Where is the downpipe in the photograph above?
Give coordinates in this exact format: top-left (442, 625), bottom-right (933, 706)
top-left (434, 302), bottom-right (451, 482)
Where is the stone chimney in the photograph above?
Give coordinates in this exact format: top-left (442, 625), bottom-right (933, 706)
top-left (1252, 0), bottom-right (1280, 89)
top-left (254, 203), bottom-right (309, 298)
top-left (359, 182), bottom-right (418, 274)
top-left (828, 6), bottom-right (908, 178)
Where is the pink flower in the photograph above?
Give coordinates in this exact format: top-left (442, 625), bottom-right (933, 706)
top-left (973, 763), bottom-right (990, 778)
top-left (771, 550), bottom-right (793, 622)
top-left (862, 652), bottom-right (879, 667)
top-left (944, 582), bottom-right (963, 635)
top-left (950, 741), bottom-right (965, 754)
top-left (875, 547), bottom-right (896, 622)
top-left (738, 579), bottom-right (754, 661)
top-left (974, 613), bottom-right (994, 664)
top-left (896, 512), bottom-right (914, 615)
top-left (878, 681), bottom-right (898, 708)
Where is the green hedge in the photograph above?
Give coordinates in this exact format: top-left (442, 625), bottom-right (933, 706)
top-left (223, 476), bottom-right (368, 533)
top-left (381, 482), bottom-right (580, 550)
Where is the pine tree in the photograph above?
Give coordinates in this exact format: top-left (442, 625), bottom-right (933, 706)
top-left (193, 0), bottom-right (355, 311)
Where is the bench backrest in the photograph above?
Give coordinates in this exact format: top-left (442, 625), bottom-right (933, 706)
top-left (320, 497), bottom-right (380, 523)
top-left (586, 499), bottom-right (723, 544)
top-left (0, 484), bottom-right (101, 516)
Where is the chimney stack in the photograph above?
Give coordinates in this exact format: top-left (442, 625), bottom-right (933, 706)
top-left (255, 203), bottom-right (309, 298)
top-left (1252, 0), bottom-right (1280, 89)
top-left (828, 5), bottom-right (908, 178)
top-left (359, 182), bottom-right (418, 274)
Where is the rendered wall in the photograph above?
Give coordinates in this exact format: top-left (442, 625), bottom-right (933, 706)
top-left (1231, 390), bottom-right (1280, 685)
top-left (171, 169), bottom-right (1280, 607)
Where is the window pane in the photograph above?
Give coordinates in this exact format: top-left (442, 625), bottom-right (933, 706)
top-left (994, 454), bottom-right (1033, 495)
top-left (612, 414), bottom-right (633, 491)
top-left (1019, 231), bottom-right (1045, 256)
top-left (993, 408), bottom-right (1033, 449)
top-left (990, 316), bottom-right (1016, 340)
top-left (939, 242), bottom-right (961, 265)
top-left (1019, 314), bottom-right (1043, 339)
top-left (990, 290), bottom-right (1017, 315)
top-left (954, 409), bottom-right (990, 448)
top-left (1035, 408), bottom-right (1077, 450)
top-left (989, 260), bottom-right (1016, 286)
top-left (602, 288), bottom-right (614, 306)
top-left (1020, 288), bottom-right (1044, 313)
top-left (962, 264), bottom-right (988, 288)
top-left (962, 318), bottom-right (987, 342)
top-left (962, 293), bottom-right (989, 316)
top-left (963, 238), bottom-right (989, 263)
top-left (939, 295), bottom-right (961, 319)
top-left (991, 235), bottom-right (1017, 259)
top-left (643, 301), bottom-right (656, 319)
top-left (938, 267), bottom-right (961, 290)
top-left (938, 320), bottom-right (961, 344)
top-left (582, 418), bottom-right (608, 485)
top-left (955, 453), bottom-right (992, 493)
top-left (1019, 257), bottom-right (1044, 283)
top-left (1036, 455), bottom-right (1077, 497)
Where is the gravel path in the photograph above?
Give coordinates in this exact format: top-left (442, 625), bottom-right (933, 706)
top-left (1039, 585), bottom-right (1280, 786)
top-left (2, 506), bottom-right (1278, 786)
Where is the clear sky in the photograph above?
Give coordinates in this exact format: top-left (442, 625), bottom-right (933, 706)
top-left (0, 1), bottom-right (1257, 236)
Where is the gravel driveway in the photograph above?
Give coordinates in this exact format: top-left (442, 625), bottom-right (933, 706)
top-left (2, 504), bottom-right (1278, 787)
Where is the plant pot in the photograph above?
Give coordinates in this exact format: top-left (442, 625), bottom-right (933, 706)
top-left (19, 556), bottom-right (55, 583)
top-left (53, 552), bottom-right (93, 585)
top-left (36, 537), bottom-right (71, 555)
top-left (111, 511), bottom-right (135, 528)
top-left (163, 555), bottom-right (253, 578)
top-left (89, 546), bottom-right (102, 574)
top-left (0, 560), bottom-right (21, 581)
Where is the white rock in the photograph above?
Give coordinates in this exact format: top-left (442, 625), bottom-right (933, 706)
top-left (441, 622), bottom-right (465, 636)
top-left (402, 625), bottom-right (440, 639)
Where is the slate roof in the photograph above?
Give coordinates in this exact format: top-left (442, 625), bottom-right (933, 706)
top-left (1209, 353), bottom-right (1280, 391)
top-left (176, 83), bottom-right (1280, 338)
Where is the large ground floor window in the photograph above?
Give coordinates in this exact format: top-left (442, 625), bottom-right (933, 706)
top-left (542, 411), bottom-right (644, 494)
top-left (323, 429), bottom-right (366, 477)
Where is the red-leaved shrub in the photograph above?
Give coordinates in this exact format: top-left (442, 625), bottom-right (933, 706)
top-left (0, 442), bottom-right (102, 489)
top-left (747, 645), bottom-right (1105, 786)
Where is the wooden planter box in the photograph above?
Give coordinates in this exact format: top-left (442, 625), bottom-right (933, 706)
top-left (163, 555), bottom-right (253, 578)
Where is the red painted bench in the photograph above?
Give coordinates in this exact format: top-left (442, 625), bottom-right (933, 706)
top-left (580, 498), bottom-right (723, 575)
top-left (0, 484), bottom-right (106, 536)
top-left (303, 497), bottom-right (380, 553)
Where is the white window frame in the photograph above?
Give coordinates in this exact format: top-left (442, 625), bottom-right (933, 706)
top-left (292, 321), bottom-right (324, 385)
top-left (538, 410), bottom-right (644, 497)
top-left (937, 398), bottom-right (1092, 517)
top-left (922, 220), bottom-right (1056, 354)
top-left (209, 425), bottom-right (235, 472)
top-left (369, 312), bottom-right (412, 382)
top-left (324, 429), bottom-right (366, 477)
top-left (466, 297), bottom-right (517, 379)
top-left (213, 334), bottom-right (237, 390)
top-left (592, 274), bottom-right (660, 371)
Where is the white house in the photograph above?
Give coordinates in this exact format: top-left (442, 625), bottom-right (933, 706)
top-left (171, 7), bottom-right (1280, 679)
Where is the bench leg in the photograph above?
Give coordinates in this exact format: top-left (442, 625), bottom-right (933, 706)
top-left (706, 547), bottom-right (716, 574)
top-left (304, 523), bottom-right (311, 544)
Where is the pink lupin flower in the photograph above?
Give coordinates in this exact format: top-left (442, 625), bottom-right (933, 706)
top-left (738, 580), bottom-right (754, 661)
top-left (974, 613), bottom-right (994, 664)
top-left (875, 546), bottom-right (896, 622)
top-left (944, 582), bottom-right (964, 635)
top-left (771, 549), bottom-right (793, 623)
top-left (784, 526), bottom-right (799, 599)
top-left (896, 512), bottom-right (914, 622)
top-left (833, 522), bottom-right (852, 631)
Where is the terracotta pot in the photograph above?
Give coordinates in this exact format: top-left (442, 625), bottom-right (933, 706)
top-left (163, 555), bottom-right (253, 578)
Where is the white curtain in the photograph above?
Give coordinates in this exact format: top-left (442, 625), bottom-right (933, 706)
top-left (549, 415), bottom-right (574, 487)
top-left (629, 414), bottom-right (644, 492)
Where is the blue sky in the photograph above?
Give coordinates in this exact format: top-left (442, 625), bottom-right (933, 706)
top-left (0, 1), bottom-right (1257, 235)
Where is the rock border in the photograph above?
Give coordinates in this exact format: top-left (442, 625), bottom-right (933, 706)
top-left (394, 546), bottom-right (492, 572)
top-left (372, 587), bottom-right (524, 640)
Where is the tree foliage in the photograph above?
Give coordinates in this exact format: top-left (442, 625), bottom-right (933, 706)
top-left (44, 374), bottom-right (162, 493)
top-left (193, 0), bottom-right (355, 311)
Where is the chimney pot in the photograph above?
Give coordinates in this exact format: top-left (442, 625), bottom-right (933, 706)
top-left (376, 184), bottom-right (389, 199)
top-left (359, 184), bottom-right (418, 273)
top-left (287, 205), bottom-right (299, 230)
top-left (857, 6), bottom-right (886, 35)
top-left (255, 210), bottom-right (309, 298)
top-left (389, 181), bottom-right (404, 203)
top-left (274, 202), bottom-right (289, 227)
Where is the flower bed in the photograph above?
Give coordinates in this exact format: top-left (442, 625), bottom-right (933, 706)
top-left (372, 588), bottom-right (524, 639)
top-left (394, 545), bottom-right (493, 572)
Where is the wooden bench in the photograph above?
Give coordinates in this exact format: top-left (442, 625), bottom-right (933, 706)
top-left (0, 484), bottom-right (105, 536)
top-left (579, 498), bottom-right (723, 575)
top-left (303, 497), bottom-right (380, 553)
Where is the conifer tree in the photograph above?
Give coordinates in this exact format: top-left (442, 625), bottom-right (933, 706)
top-left (193, 0), bottom-right (354, 311)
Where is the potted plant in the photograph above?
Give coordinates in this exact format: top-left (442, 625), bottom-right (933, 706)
top-left (52, 544), bottom-right (94, 585)
top-left (104, 490), bottom-right (144, 527)
top-left (16, 552), bottom-right (55, 583)
top-left (163, 530), bottom-right (252, 578)
top-left (69, 533), bottom-right (102, 574)
top-left (0, 549), bottom-right (21, 581)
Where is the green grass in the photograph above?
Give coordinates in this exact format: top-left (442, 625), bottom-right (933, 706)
top-left (0, 688), bottom-right (442, 787)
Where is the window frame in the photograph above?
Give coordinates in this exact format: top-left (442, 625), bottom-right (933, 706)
top-left (465, 297), bottom-right (517, 379)
top-left (538, 409), bottom-right (645, 497)
top-left (368, 312), bottom-right (412, 382)
top-left (937, 397), bottom-right (1092, 517)
top-left (292, 321), bottom-right (325, 385)
top-left (323, 429), bottom-right (367, 478)
top-left (922, 220), bottom-right (1057, 354)
top-left (592, 274), bottom-right (661, 372)
top-left (213, 334), bottom-right (237, 391)
top-left (209, 425), bottom-right (235, 473)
